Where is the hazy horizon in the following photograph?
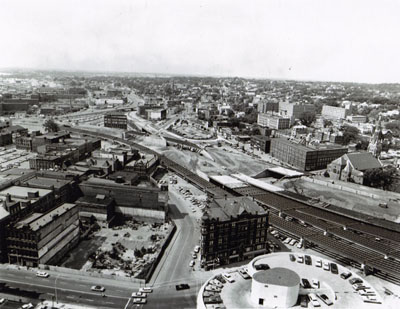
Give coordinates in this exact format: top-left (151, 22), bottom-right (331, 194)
top-left (1, 0), bottom-right (399, 84)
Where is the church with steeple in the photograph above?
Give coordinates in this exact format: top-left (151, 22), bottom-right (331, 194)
top-left (368, 117), bottom-right (384, 158)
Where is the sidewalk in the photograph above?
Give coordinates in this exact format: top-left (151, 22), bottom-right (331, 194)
top-left (37, 300), bottom-right (98, 309)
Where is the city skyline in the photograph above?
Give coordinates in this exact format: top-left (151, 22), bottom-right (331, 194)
top-left (1, 0), bottom-right (400, 84)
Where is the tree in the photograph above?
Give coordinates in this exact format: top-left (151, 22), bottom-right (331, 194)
top-left (299, 111), bottom-right (316, 126)
top-left (43, 118), bottom-right (59, 132)
top-left (341, 125), bottom-right (359, 144)
top-left (323, 119), bottom-right (333, 128)
top-left (363, 166), bottom-right (396, 190)
top-left (355, 139), bottom-right (369, 150)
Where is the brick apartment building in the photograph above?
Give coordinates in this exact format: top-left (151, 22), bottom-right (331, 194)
top-left (6, 203), bottom-right (79, 266)
top-left (104, 113), bottom-right (128, 129)
top-left (270, 138), bottom-right (348, 171)
top-left (200, 197), bottom-right (269, 269)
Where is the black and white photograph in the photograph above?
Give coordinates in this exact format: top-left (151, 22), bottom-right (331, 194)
top-left (0, 0), bottom-right (399, 308)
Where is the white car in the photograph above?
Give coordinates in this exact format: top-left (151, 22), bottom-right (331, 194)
top-left (22, 304), bottom-right (34, 309)
top-left (194, 246), bottom-right (200, 253)
top-left (36, 271), bottom-right (49, 278)
top-left (132, 298), bottom-right (147, 304)
top-left (139, 287), bottom-right (153, 293)
top-left (0, 299), bottom-right (5, 304)
top-left (131, 292), bottom-right (147, 298)
top-left (91, 285), bottom-right (105, 292)
top-left (315, 260), bottom-right (322, 268)
top-left (189, 260), bottom-right (195, 267)
top-left (312, 279), bottom-right (320, 289)
top-left (308, 293), bottom-right (321, 307)
top-left (222, 273), bottom-right (235, 283)
top-left (283, 237), bottom-right (292, 244)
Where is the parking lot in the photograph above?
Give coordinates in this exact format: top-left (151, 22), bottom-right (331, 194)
top-left (0, 147), bottom-right (35, 171)
top-left (198, 251), bottom-right (392, 309)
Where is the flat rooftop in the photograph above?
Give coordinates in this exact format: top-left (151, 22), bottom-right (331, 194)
top-left (272, 138), bottom-right (347, 151)
top-left (232, 173), bottom-right (284, 192)
top-left (209, 175), bottom-right (246, 189)
top-left (23, 177), bottom-right (70, 189)
top-left (267, 166), bottom-right (304, 177)
top-left (15, 203), bottom-right (76, 231)
top-left (0, 186), bottom-right (52, 199)
top-left (253, 267), bottom-right (300, 286)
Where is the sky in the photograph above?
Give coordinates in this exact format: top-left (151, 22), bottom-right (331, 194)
top-left (0, 0), bottom-right (399, 83)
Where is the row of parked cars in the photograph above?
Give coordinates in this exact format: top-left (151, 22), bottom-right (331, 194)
top-left (178, 187), bottom-right (207, 211)
top-left (349, 277), bottom-right (381, 304)
top-left (131, 287), bottom-right (153, 305)
top-left (289, 254), bottom-right (339, 274)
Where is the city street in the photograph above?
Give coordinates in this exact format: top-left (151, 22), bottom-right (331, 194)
top-left (0, 267), bottom-right (134, 308)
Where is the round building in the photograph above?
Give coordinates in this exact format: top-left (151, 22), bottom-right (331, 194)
top-left (251, 267), bottom-right (300, 308)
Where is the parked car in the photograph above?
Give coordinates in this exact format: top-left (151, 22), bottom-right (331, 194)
top-left (289, 254), bottom-right (296, 262)
top-left (315, 260), bottom-right (322, 268)
top-left (194, 245), bottom-right (200, 253)
top-left (91, 286), bottom-right (105, 292)
top-left (36, 271), bottom-right (49, 278)
top-left (139, 287), bottom-right (153, 293)
top-left (317, 294), bottom-right (333, 306)
top-left (222, 273), bottom-right (235, 283)
top-left (300, 295), bottom-right (308, 308)
top-left (283, 237), bottom-right (292, 244)
top-left (340, 272), bottom-right (352, 280)
top-left (302, 278), bottom-right (312, 289)
top-left (349, 278), bottom-right (363, 285)
top-left (131, 292), bottom-right (146, 298)
top-left (192, 253), bottom-right (197, 259)
top-left (132, 298), bottom-right (147, 304)
top-left (239, 269), bottom-right (251, 279)
top-left (323, 262), bottom-right (330, 271)
top-left (304, 255), bottom-right (312, 266)
top-left (189, 260), bottom-right (195, 267)
top-left (255, 263), bottom-right (270, 270)
top-left (308, 293), bottom-right (320, 307)
top-left (312, 279), bottom-right (320, 289)
top-left (297, 255), bottom-right (304, 263)
top-left (21, 304), bottom-right (34, 309)
top-left (330, 263), bottom-right (338, 274)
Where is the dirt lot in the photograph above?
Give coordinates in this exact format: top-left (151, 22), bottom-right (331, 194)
top-left (58, 236), bottom-right (105, 269)
top-left (57, 220), bottom-right (173, 278)
top-left (85, 220), bottom-right (173, 278)
top-left (162, 144), bottom-right (272, 177)
top-left (282, 177), bottom-right (400, 222)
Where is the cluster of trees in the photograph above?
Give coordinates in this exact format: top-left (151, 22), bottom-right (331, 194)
top-left (341, 125), bottom-right (360, 144)
top-left (298, 111), bottom-right (316, 126)
top-left (43, 119), bottom-right (59, 132)
top-left (386, 121), bottom-right (400, 137)
top-left (363, 166), bottom-right (397, 190)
